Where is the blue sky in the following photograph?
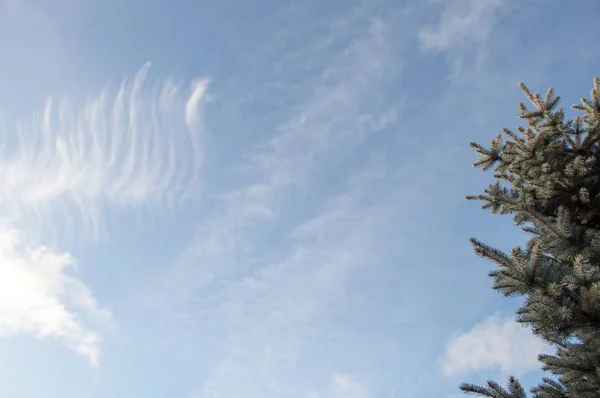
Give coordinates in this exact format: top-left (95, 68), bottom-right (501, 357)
top-left (0, 0), bottom-right (598, 397)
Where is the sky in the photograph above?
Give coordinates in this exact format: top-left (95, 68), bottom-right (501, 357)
top-left (0, 0), bottom-right (598, 397)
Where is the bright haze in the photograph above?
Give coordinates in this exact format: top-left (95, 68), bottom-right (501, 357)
top-left (0, 0), bottom-right (598, 397)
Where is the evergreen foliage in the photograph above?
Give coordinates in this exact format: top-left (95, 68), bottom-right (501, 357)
top-left (461, 78), bottom-right (600, 397)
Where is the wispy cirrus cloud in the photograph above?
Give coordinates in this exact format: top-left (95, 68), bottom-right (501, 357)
top-left (169, 12), bottom-right (399, 292)
top-left (0, 63), bottom-right (209, 242)
top-left (418, 0), bottom-right (507, 53)
top-left (188, 169), bottom-right (395, 397)
top-left (156, 8), bottom-right (404, 396)
top-left (418, 0), bottom-right (513, 83)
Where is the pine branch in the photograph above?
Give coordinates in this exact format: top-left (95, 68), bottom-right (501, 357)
top-left (463, 77), bottom-right (600, 398)
top-left (460, 377), bottom-right (528, 398)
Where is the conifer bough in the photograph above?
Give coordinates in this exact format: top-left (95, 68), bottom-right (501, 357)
top-left (461, 77), bottom-right (600, 398)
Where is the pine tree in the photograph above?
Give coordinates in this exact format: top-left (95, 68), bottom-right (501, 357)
top-left (461, 77), bottom-right (600, 398)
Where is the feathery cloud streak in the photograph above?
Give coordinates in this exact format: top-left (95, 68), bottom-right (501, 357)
top-left (0, 62), bottom-right (209, 241)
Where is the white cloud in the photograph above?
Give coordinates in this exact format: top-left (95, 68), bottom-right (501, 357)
top-left (418, 0), bottom-right (507, 53)
top-left (331, 374), bottom-right (369, 398)
top-left (440, 313), bottom-right (552, 377)
top-left (0, 63), bottom-right (209, 241)
top-left (307, 374), bottom-right (369, 398)
top-left (0, 228), bottom-right (111, 365)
